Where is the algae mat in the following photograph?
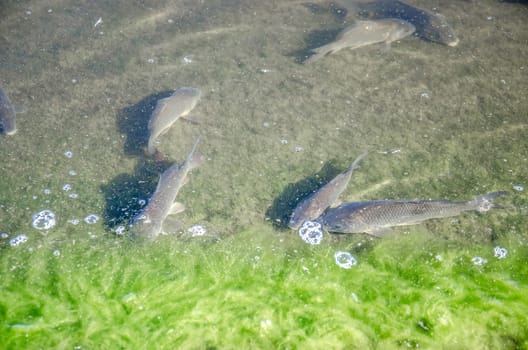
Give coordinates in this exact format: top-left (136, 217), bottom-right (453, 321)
top-left (1, 0), bottom-right (527, 348)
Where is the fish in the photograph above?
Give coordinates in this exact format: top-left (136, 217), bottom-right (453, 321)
top-left (352, 0), bottom-right (460, 47)
top-left (147, 87), bottom-right (201, 155)
top-left (0, 86), bottom-right (17, 135)
top-left (130, 138), bottom-right (205, 238)
top-left (319, 191), bottom-right (508, 236)
top-left (304, 19), bottom-right (415, 64)
top-left (288, 152), bottom-right (368, 229)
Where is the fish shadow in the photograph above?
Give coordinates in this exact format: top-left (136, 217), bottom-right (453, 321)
top-left (266, 160), bottom-right (343, 229)
top-left (100, 158), bottom-right (174, 230)
top-left (117, 90), bottom-right (174, 156)
top-left (290, 28), bottom-right (342, 64)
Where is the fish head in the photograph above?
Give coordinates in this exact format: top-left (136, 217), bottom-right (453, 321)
top-left (288, 209), bottom-right (304, 230)
top-left (130, 212), bottom-right (162, 239)
top-left (424, 14), bottom-right (459, 47)
top-left (389, 20), bottom-right (416, 41)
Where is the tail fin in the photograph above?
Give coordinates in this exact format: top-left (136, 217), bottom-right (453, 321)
top-left (474, 191), bottom-right (508, 212)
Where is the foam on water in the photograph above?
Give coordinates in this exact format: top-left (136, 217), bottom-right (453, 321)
top-left (84, 214), bottom-right (100, 224)
top-left (334, 251), bottom-right (357, 269)
top-left (298, 221), bottom-right (323, 245)
top-left (493, 246), bottom-right (508, 259)
top-left (32, 210), bottom-right (56, 230)
top-left (188, 225), bottom-right (207, 237)
top-left (9, 234), bottom-right (28, 247)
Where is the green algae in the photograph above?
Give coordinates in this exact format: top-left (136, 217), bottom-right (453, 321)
top-left (1, 229), bottom-right (527, 349)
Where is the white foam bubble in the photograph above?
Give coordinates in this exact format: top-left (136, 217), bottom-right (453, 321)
top-left (64, 150), bottom-right (73, 158)
top-left (471, 256), bottom-right (488, 266)
top-left (493, 246), bottom-right (508, 259)
top-left (53, 250), bottom-right (60, 257)
top-left (68, 218), bottom-right (80, 225)
top-left (32, 210), bottom-right (56, 230)
top-left (1, 232), bottom-right (9, 239)
top-left (9, 234), bottom-right (28, 247)
top-left (188, 225), bottom-right (206, 237)
top-left (334, 251), bottom-right (357, 269)
top-left (84, 214), bottom-right (100, 224)
top-left (62, 184), bottom-right (72, 192)
top-left (298, 221), bottom-right (323, 245)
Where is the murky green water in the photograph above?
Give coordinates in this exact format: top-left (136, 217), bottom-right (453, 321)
top-left (1, 0), bottom-right (527, 348)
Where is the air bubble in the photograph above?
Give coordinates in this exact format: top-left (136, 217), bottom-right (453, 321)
top-left (471, 256), bottom-right (488, 266)
top-left (64, 150), bottom-right (73, 158)
top-left (53, 250), bottom-right (60, 257)
top-left (493, 246), bottom-right (508, 259)
top-left (10, 234), bottom-right (28, 247)
top-left (62, 184), bottom-right (72, 192)
top-left (68, 170), bottom-right (77, 176)
top-left (1, 232), bottom-right (9, 239)
top-left (188, 225), bottom-right (207, 237)
top-left (32, 210), bottom-right (56, 230)
top-left (334, 251), bottom-right (357, 269)
top-left (68, 218), bottom-right (80, 225)
top-left (84, 214), bottom-right (100, 224)
top-left (298, 221), bottom-right (323, 245)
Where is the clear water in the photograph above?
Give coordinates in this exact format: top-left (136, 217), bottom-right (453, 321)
top-left (1, 0), bottom-right (527, 348)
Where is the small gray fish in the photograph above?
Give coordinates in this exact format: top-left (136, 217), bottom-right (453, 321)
top-left (288, 152), bottom-right (368, 230)
top-left (304, 19), bottom-right (415, 64)
top-left (355, 0), bottom-right (459, 47)
top-left (0, 86), bottom-right (17, 135)
top-left (131, 138), bottom-right (204, 238)
top-left (320, 191), bottom-right (508, 236)
top-left (148, 87), bottom-right (201, 155)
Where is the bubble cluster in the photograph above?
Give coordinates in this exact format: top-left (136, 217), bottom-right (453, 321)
top-left (493, 246), bottom-right (508, 259)
top-left (334, 251), bottom-right (357, 269)
top-left (9, 234), bottom-right (28, 247)
top-left (298, 221), bottom-right (323, 245)
top-left (188, 225), bottom-right (207, 237)
top-left (84, 214), bottom-right (100, 224)
top-left (471, 256), bottom-right (488, 266)
top-left (62, 184), bottom-right (72, 192)
top-left (32, 210), bottom-right (57, 230)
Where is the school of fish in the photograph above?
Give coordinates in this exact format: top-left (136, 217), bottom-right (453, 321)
top-left (1, 0), bottom-right (511, 243)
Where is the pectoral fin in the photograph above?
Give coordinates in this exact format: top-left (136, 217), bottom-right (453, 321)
top-left (170, 202), bottom-right (186, 214)
top-left (161, 216), bottom-right (183, 234)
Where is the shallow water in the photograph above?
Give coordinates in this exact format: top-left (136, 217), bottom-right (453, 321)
top-left (1, 0), bottom-right (527, 348)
